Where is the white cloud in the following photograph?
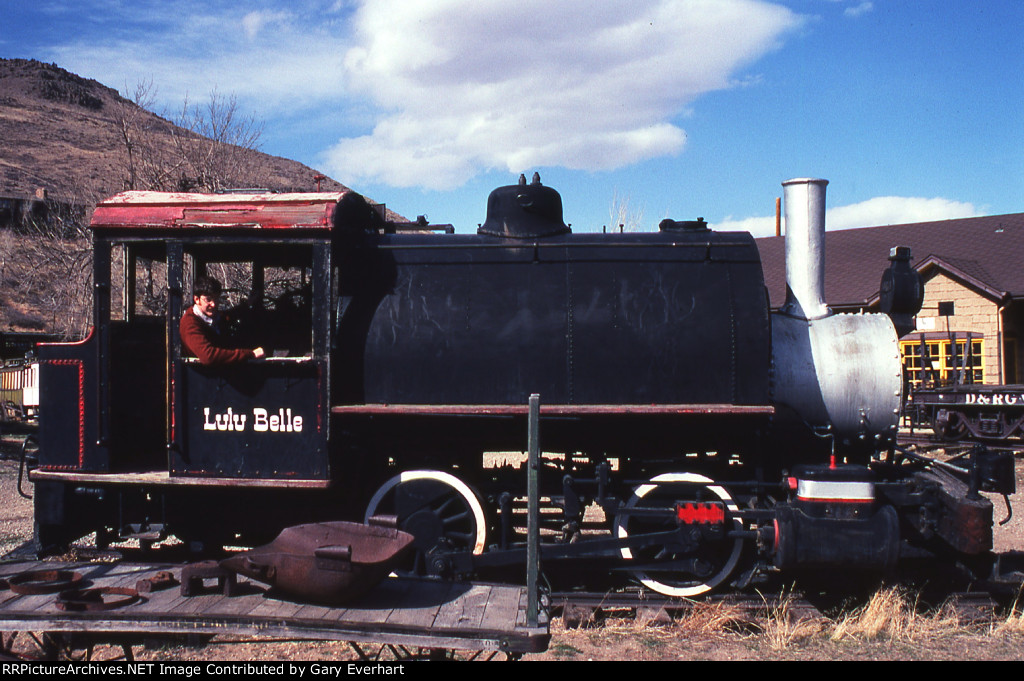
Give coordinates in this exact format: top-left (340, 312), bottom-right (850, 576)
top-left (41, 1), bottom-right (804, 190)
top-left (46, 2), bottom-right (354, 113)
top-left (324, 0), bottom-right (803, 188)
top-left (714, 214), bottom-right (780, 237)
top-left (240, 10), bottom-right (292, 41)
top-left (844, 2), bottom-right (874, 18)
top-left (826, 196), bottom-right (980, 229)
top-left (717, 196), bottom-right (981, 238)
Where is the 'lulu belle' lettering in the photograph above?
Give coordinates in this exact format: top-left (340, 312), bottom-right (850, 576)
top-left (203, 407), bottom-right (303, 433)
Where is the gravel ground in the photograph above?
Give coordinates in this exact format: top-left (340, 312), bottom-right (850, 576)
top-left (0, 437), bottom-right (33, 557)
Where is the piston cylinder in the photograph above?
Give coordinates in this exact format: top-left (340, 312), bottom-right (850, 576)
top-left (774, 503), bottom-right (900, 570)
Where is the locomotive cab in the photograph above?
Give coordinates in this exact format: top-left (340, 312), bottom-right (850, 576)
top-left (170, 241), bottom-right (327, 479)
top-left (33, 191), bottom-right (381, 549)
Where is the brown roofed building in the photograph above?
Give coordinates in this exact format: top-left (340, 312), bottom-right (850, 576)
top-left (757, 212), bottom-right (1024, 387)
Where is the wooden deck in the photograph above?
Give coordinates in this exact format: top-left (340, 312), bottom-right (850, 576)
top-left (0, 560), bottom-right (549, 656)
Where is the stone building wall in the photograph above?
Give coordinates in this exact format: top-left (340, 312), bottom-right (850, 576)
top-left (911, 269), bottom-right (1002, 384)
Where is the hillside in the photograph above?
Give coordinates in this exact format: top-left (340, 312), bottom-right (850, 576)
top-left (0, 58), bottom-right (350, 203)
top-left (0, 59), bottom-right (396, 337)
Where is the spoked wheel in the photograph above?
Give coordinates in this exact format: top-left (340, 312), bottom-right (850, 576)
top-left (364, 470), bottom-right (487, 575)
top-left (614, 472), bottom-right (744, 597)
top-left (932, 410), bottom-right (968, 441)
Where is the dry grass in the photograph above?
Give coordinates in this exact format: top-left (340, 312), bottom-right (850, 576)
top-left (548, 585), bottom-right (1016, 661)
top-left (581, 585), bottom-right (1024, 653)
top-left (828, 587), bottom-right (962, 643)
top-left (760, 591), bottom-right (825, 649)
top-left (560, 584), bottom-right (1013, 643)
top-left (673, 599), bottom-right (745, 636)
top-left (994, 591), bottom-right (1024, 635)
top-left (995, 610), bottom-right (1024, 635)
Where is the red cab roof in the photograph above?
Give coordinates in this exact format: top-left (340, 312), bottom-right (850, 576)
top-left (90, 191), bottom-right (352, 232)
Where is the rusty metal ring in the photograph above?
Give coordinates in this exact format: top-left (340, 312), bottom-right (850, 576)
top-left (8, 569), bottom-right (84, 595)
top-left (56, 586), bottom-right (141, 611)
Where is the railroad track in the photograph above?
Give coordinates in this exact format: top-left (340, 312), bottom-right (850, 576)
top-left (548, 587), bottom-right (1006, 629)
top-left (550, 590), bottom-right (825, 627)
top-left (548, 550), bottom-right (1024, 627)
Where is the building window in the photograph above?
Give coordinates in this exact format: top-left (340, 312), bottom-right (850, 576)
top-left (900, 337), bottom-right (983, 388)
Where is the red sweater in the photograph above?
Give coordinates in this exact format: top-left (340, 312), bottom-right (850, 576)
top-left (180, 308), bottom-right (255, 366)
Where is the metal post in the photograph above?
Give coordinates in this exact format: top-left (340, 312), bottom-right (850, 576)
top-left (526, 393), bottom-right (540, 627)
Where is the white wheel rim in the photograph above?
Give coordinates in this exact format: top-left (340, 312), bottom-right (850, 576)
top-left (615, 472), bottom-right (743, 597)
top-left (365, 470), bottom-right (488, 555)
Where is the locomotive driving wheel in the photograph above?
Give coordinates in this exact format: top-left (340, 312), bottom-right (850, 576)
top-left (614, 472), bottom-right (744, 597)
top-left (364, 470), bottom-right (487, 575)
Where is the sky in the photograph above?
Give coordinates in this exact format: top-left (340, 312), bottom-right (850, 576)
top-left (3, 0), bottom-right (1023, 236)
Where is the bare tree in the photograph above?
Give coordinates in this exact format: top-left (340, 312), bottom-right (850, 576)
top-left (115, 80), bottom-right (153, 191)
top-left (606, 190), bottom-right (647, 233)
top-left (170, 89), bottom-right (265, 192)
top-left (114, 80), bottom-right (182, 191)
top-left (115, 84), bottom-right (265, 193)
top-left (9, 201), bottom-right (95, 339)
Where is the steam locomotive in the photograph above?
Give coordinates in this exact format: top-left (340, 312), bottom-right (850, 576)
top-left (29, 177), bottom-right (1014, 596)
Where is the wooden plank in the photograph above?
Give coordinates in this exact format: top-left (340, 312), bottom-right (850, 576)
top-left (1, 592), bottom-right (60, 617)
top-left (98, 566), bottom-right (154, 589)
top-left (129, 589), bottom-right (189, 614)
top-left (0, 562), bottom-right (46, 578)
top-left (133, 586), bottom-right (208, 615)
top-left (433, 583), bottom-right (491, 630)
top-left (381, 579), bottom-right (454, 628)
top-left (169, 592), bottom-right (225, 616)
top-left (479, 584), bottom-right (523, 632)
top-left (0, 590), bottom-right (23, 609)
top-left (516, 588), bottom-right (530, 628)
top-left (326, 578), bottom-right (415, 624)
top-left (290, 603), bottom-right (335, 621)
top-left (204, 587), bottom-right (270, 618)
top-left (247, 597), bottom-right (305, 620)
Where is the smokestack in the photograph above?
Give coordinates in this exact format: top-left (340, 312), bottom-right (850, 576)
top-left (781, 178), bottom-right (829, 320)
